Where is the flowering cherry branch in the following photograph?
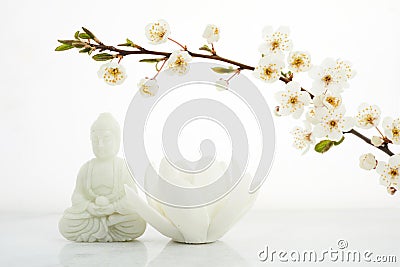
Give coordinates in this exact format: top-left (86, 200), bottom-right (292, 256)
top-left (79, 40), bottom-right (255, 71)
top-left (56, 21), bottom-right (400, 195)
top-left (277, 76), bottom-right (395, 156)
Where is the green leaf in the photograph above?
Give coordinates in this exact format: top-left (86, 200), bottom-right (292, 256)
top-left (314, 140), bottom-right (334, 153)
top-left (199, 44), bottom-right (212, 53)
top-left (82, 27), bottom-right (95, 39)
top-left (333, 136), bottom-right (345, 146)
top-left (57, 39), bottom-right (74, 45)
top-left (126, 38), bottom-right (134, 45)
top-left (78, 33), bottom-right (91, 39)
top-left (139, 58), bottom-right (165, 63)
top-left (72, 41), bottom-right (85, 48)
top-left (118, 38), bottom-right (139, 48)
top-left (211, 66), bottom-right (236, 74)
top-left (92, 53), bottom-right (114, 61)
top-left (79, 47), bottom-right (91, 53)
top-left (55, 44), bottom-right (74, 51)
top-left (74, 31), bottom-right (80, 40)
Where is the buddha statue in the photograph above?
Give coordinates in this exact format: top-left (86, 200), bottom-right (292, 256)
top-left (59, 113), bottom-right (146, 242)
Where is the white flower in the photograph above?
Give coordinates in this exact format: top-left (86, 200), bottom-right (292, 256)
top-left (322, 93), bottom-right (342, 110)
top-left (145, 20), bottom-right (170, 44)
top-left (359, 153), bottom-right (377, 170)
top-left (137, 78), bottom-right (159, 97)
top-left (355, 103), bottom-right (381, 129)
top-left (313, 106), bottom-right (355, 141)
top-left (314, 93), bottom-right (342, 110)
top-left (259, 26), bottom-right (292, 55)
top-left (274, 81), bottom-right (311, 119)
top-left (336, 59), bottom-right (356, 80)
top-left (383, 117), bottom-right (400, 145)
top-left (215, 79), bottom-right (228, 91)
top-left (253, 55), bottom-right (284, 83)
top-left (371, 136), bottom-right (384, 147)
top-left (291, 122), bottom-right (315, 154)
top-left (165, 50), bottom-right (192, 75)
top-left (287, 51), bottom-right (311, 73)
top-left (202, 24), bottom-right (220, 44)
top-left (306, 107), bottom-right (321, 125)
top-left (376, 154), bottom-right (400, 190)
top-left (97, 62), bottom-right (127, 86)
top-left (309, 58), bottom-right (348, 95)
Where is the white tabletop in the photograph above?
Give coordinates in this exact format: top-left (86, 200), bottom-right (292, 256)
top-left (1, 209), bottom-right (399, 267)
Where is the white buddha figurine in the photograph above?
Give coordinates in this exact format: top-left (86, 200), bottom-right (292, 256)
top-left (59, 113), bottom-right (146, 242)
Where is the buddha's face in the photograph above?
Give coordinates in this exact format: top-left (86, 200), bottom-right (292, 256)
top-left (91, 129), bottom-right (118, 159)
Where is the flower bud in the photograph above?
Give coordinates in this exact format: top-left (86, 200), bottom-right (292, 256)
top-left (371, 136), bottom-right (384, 147)
top-left (138, 78), bottom-right (159, 97)
top-left (387, 186), bottom-right (397, 195)
top-left (359, 153), bottom-right (377, 170)
top-left (203, 24), bottom-right (220, 44)
top-left (274, 106), bottom-right (281, 117)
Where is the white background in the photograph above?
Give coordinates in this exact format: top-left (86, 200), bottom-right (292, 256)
top-left (1, 0), bottom-right (400, 214)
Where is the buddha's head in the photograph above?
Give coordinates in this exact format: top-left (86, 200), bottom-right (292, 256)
top-left (90, 113), bottom-right (121, 159)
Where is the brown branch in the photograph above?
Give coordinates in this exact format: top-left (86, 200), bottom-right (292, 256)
top-left (92, 43), bottom-right (255, 70)
top-left (345, 129), bottom-right (394, 156)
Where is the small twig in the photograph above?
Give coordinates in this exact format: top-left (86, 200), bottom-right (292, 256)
top-left (211, 43), bottom-right (216, 55)
top-left (168, 37), bottom-right (187, 50)
top-left (375, 126), bottom-right (386, 139)
top-left (226, 69), bottom-right (241, 82)
top-left (153, 59), bottom-right (167, 79)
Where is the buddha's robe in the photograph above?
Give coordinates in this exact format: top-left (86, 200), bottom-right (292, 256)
top-left (59, 157), bottom-right (146, 242)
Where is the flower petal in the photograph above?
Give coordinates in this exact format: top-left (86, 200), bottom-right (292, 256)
top-left (328, 129), bottom-right (343, 142)
top-left (376, 161), bottom-right (386, 175)
top-left (286, 81), bottom-right (301, 92)
top-left (313, 124), bottom-right (326, 138)
top-left (389, 154), bottom-right (400, 167)
top-left (341, 117), bottom-right (355, 132)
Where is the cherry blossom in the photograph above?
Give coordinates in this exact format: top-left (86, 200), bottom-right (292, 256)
top-left (309, 58), bottom-right (348, 95)
top-left (253, 55), bottom-right (284, 83)
top-left (203, 24), bottom-right (220, 44)
top-left (137, 78), bottom-right (159, 97)
top-left (359, 153), bottom-right (377, 170)
top-left (259, 26), bottom-right (292, 55)
top-left (376, 154), bottom-right (400, 190)
top-left (97, 62), bottom-right (126, 86)
top-left (145, 20), bottom-right (171, 44)
top-left (274, 81), bottom-right (311, 119)
top-left (291, 122), bottom-right (315, 154)
top-left (287, 51), bottom-right (311, 73)
top-left (313, 106), bottom-right (355, 141)
top-left (165, 50), bottom-right (192, 75)
top-left (355, 103), bottom-right (381, 129)
top-left (382, 117), bottom-right (400, 145)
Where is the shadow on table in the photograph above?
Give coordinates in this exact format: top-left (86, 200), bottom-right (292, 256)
top-left (59, 241), bottom-right (147, 267)
top-left (148, 240), bottom-right (250, 267)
